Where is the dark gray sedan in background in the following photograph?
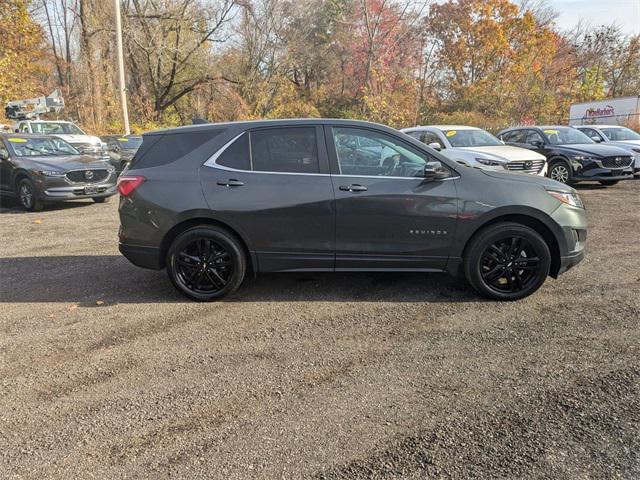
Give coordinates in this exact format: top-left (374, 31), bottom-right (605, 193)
top-left (118, 119), bottom-right (587, 302)
top-left (0, 134), bottom-right (117, 211)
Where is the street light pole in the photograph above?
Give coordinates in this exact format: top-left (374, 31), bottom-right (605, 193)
top-left (114, 0), bottom-right (130, 134)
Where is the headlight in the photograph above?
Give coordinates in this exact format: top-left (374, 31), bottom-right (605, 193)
top-left (36, 170), bottom-right (66, 177)
top-left (547, 190), bottom-right (584, 209)
top-left (570, 155), bottom-right (597, 162)
top-left (476, 157), bottom-right (506, 168)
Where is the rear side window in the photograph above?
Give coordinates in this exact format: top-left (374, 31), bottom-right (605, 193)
top-left (217, 133), bottom-right (250, 170)
top-left (132, 129), bottom-right (224, 169)
top-left (250, 127), bottom-right (319, 174)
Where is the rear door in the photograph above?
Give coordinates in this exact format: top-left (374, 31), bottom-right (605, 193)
top-left (200, 125), bottom-right (335, 272)
top-left (326, 125), bottom-right (458, 271)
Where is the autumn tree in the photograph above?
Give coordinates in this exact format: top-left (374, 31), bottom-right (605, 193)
top-left (0, 0), bottom-right (50, 114)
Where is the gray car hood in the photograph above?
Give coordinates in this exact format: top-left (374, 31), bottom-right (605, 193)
top-left (481, 169), bottom-right (574, 192)
top-left (25, 155), bottom-right (111, 171)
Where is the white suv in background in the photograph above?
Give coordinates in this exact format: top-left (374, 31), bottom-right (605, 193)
top-left (402, 125), bottom-right (547, 176)
top-left (14, 120), bottom-right (108, 161)
top-left (574, 125), bottom-right (640, 176)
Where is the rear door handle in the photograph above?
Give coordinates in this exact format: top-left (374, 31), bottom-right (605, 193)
top-left (339, 184), bottom-right (367, 192)
top-left (217, 179), bottom-right (244, 187)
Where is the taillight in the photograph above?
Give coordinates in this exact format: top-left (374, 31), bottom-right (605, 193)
top-left (117, 175), bottom-right (146, 197)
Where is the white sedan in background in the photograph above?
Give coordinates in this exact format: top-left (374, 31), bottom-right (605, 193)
top-left (402, 125), bottom-right (547, 176)
top-left (574, 124), bottom-right (640, 176)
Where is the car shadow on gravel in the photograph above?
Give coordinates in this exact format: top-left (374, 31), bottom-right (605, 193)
top-left (0, 196), bottom-right (96, 213)
top-left (0, 255), bottom-right (485, 304)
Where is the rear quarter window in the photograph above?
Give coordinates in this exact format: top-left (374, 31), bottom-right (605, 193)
top-left (217, 133), bottom-right (250, 170)
top-left (132, 129), bottom-right (224, 169)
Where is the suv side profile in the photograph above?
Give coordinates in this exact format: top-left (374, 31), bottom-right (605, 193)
top-left (118, 119), bottom-right (586, 302)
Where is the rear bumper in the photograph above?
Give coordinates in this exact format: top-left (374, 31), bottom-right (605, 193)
top-left (119, 243), bottom-right (163, 270)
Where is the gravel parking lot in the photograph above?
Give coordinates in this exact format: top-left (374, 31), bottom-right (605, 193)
top-left (1, 180), bottom-right (639, 479)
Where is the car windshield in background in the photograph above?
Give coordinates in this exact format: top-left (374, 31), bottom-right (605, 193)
top-left (542, 127), bottom-right (593, 145)
top-left (7, 137), bottom-right (79, 156)
top-left (30, 122), bottom-right (85, 135)
top-left (600, 127), bottom-right (640, 141)
top-left (117, 137), bottom-right (143, 149)
top-left (442, 129), bottom-right (502, 147)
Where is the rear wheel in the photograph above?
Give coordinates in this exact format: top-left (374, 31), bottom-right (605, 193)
top-left (17, 178), bottom-right (44, 211)
top-left (548, 160), bottom-right (572, 184)
top-left (166, 226), bottom-right (246, 301)
top-left (464, 222), bottom-right (551, 301)
top-left (598, 180), bottom-right (619, 186)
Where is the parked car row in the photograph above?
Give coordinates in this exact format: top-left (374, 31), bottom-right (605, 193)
top-left (402, 124), bottom-right (638, 185)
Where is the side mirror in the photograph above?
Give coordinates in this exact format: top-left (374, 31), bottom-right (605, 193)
top-left (423, 161), bottom-right (450, 181)
top-left (428, 142), bottom-right (442, 151)
top-left (0, 151), bottom-right (7, 161)
top-left (529, 140), bottom-right (543, 148)
top-left (591, 135), bottom-right (602, 143)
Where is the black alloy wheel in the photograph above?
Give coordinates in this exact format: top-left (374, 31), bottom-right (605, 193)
top-left (17, 178), bottom-right (43, 211)
top-left (549, 161), bottom-right (571, 184)
top-left (166, 226), bottom-right (246, 301)
top-left (464, 222), bottom-right (551, 300)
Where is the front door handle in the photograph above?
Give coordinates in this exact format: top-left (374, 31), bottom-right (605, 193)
top-left (217, 179), bottom-right (244, 187)
top-left (339, 184), bottom-right (367, 192)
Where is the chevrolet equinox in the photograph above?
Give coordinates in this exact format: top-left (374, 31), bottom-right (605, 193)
top-left (118, 119), bottom-right (586, 301)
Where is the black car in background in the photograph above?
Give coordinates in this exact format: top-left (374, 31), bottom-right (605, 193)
top-left (101, 135), bottom-right (143, 174)
top-left (118, 119), bottom-right (587, 302)
top-left (0, 134), bottom-right (117, 211)
top-left (496, 126), bottom-right (634, 186)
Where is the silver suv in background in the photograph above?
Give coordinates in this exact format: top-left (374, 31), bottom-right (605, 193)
top-left (402, 125), bottom-right (547, 176)
top-left (574, 125), bottom-right (640, 176)
top-left (13, 120), bottom-right (109, 162)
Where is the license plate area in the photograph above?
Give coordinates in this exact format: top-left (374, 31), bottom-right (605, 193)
top-left (84, 186), bottom-right (99, 195)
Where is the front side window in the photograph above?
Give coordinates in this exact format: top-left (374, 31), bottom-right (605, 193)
top-left (250, 127), bottom-right (319, 174)
top-left (332, 127), bottom-right (445, 178)
top-left (525, 130), bottom-right (545, 144)
top-left (502, 130), bottom-right (527, 144)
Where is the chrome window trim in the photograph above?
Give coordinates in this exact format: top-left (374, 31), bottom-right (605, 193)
top-left (204, 131), bottom-right (458, 180)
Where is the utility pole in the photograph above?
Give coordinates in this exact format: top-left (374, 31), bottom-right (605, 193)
top-left (114, 0), bottom-right (130, 134)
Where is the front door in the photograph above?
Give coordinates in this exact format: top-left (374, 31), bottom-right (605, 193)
top-left (326, 126), bottom-right (459, 271)
top-left (200, 125), bottom-right (335, 272)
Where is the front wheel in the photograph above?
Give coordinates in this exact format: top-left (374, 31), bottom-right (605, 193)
top-left (464, 222), bottom-right (551, 301)
top-left (598, 180), bottom-right (619, 186)
top-left (548, 160), bottom-right (572, 184)
top-left (17, 178), bottom-right (44, 211)
top-left (166, 226), bottom-right (246, 301)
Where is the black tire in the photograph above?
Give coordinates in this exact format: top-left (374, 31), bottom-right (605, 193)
top-left (547, 159), bottom-right (573, 185)
top-left (463, 222), bottom-right (551, 301)
top-left (166, 226), bottom-right (246, 301)
top-left (598, 180), bottom-right (618, 186)
top-left (16, 178), bottom-right (44, 211)
top-left (93, 196), bottom-right (109, 203)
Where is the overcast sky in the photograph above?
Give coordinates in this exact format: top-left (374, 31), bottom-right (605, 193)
top-left (552, 0), bottom-right (640, 35)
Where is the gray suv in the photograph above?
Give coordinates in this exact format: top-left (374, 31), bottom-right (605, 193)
top-left (118, 119), bottom-right (586, 301)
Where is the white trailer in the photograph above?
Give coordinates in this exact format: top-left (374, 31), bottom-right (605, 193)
top-left (569, 96), bottom-right (640, 128)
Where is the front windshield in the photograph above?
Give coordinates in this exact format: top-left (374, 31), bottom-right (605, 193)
top-left (8, 137), bottom-right (79, 156)
top-left (30, 122), bottom-right (85, 135)
top-left (441, 129), bottom-right (502, 147)
top-left (117, 137), bottom-right (143, 149)
top-left (542, 127), bottom-right (593, 145)
top-left (600, 127), bottom-right (640, 141)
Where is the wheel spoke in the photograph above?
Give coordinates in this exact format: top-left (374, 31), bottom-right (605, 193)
top-left (482, 264), bottom-right (505, 281)
top-left (207, 267), bottom-right (228, 287)
top-left (178, 252), bottom-right (200, 267)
